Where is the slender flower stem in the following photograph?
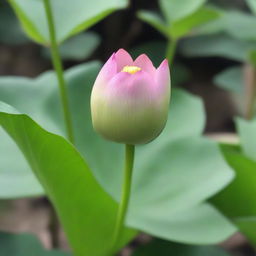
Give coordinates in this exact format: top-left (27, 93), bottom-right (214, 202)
top-left (43, 0), bottom-right (74, 248)
top-left (43, 0), bottom-right (74, 143)
top-left (110, 144), bottom-right (135, 254)
top-left (245, 66), bottom-right (256, 120)
top-left (166, 38), bottom-right (177, 65)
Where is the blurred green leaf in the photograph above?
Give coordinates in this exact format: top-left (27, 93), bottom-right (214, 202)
top-left (223, 11), bottom-right (256, 41)
top-left (159, 0), bottom-right (206, 23)
top-left (0, 5), bottom-right (28, 45)
top-left (196, 10), bottom-right (256, 41)
top-left (0, 232), bottom-right (70, 256)
top-left (8, 0), bottom-right (128, 44)
top-left (132, 238), bottom-right (231, 256)
top-left (0, 128), bottom-right (43, 198)
top-left (236, 118), bottom-right (256, 161)
top-left (180, 34), bottom-right (255, 61)
top-left (211, 143), bottom-right (256, 245)
top-left (137, 11), bottom-right (169, 38)
top-left (171, 7), bottom-right (221, 38)
top-left (214, 66), bottom-right (243, 93)
top-left (42, 32), bottom-right (100, 61)
top-left (0, 62), bottom-right (235, 244)
top-left (246, 0), bottom-right (256, 16)
top-left (138, 6), bottom-right (220, 40)
top-left (0, 101), bottom-right (136, 256)
top-left (0, 73), bottom-right (62, 198)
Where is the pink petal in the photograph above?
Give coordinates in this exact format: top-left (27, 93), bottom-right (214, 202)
top-left (94, 53), bottom-right (117, 85)
top-left (155, 59), bottom-right (170, 96)
top-left (108, 70), bottom-right (155, 102)
top-left (134, 54), bottom-right (156, 77)
top-left (115, 48), bottom-right (133, 72)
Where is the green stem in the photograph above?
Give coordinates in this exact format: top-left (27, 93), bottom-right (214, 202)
top-left (166, 38), bottom-right (177, 65)
top-left (43, 0), bottom-right (74, 143)
top-left (245, 67), bottom-right (256, 120)
top-left (110, 144), bottom-right (135, 254)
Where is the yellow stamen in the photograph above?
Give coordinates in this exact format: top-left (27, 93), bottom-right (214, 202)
top-left (122, 65), bottom-right (141, 74)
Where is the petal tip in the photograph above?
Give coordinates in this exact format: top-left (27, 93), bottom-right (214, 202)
top-left (161, 59), bottom-right (169, 67)
top-left (116, 48), bottom-right (129, 56)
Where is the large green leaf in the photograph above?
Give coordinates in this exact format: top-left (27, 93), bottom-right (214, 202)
top-left (0, 62), bottom-right (235, 244)
top-left (0, 232), bottom-right (70, 256)
top-left (211, 144), bottom-right (256, 246)
top-left (42, 32), bottom-right (100, 61)
top-left (180, 34), bottom-right (255, 61)
top-left (128, 202), bottom-right (235, 244)
top-left (222, 11), bottom-right (256, 41)
top-left (0, 128), bottom-right (43, 198)
top-left (0, 4), bottom-right (28, 45)
top-left (0, 101), bottom-right (135, 256)
top-left (137, 6), bottom-right (219, 40)
top-left (247, 0), bottom-right (256, 15)
top-left (195, 10), bottom-right (256, 41)
top-left (170, 7), bottom-right (221, 39)
top-left (8, 0), bottom-right (128, 44)
top-left (236, 118), bottom-right (256, 161)
top-left (132, 238), bottom-right (231, 256)
top-left (214, 66), bottom-right (243, 93)
top-left (159, 0), bottom-right (206, 23)
top-left (0, 71), bottom-right (68, 198)
top-left (137, 11), bottom-right (169, 38)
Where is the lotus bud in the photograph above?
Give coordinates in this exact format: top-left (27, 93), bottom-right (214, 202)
top-left (90, 49), bottom-right (171, 145)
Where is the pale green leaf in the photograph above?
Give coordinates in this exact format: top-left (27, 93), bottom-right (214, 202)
top-left (171, 7), bottom-right (221, 38)
top-left (214, 66), bottom-right (243, 93)
top-left (246, 0), bottom-right (256, 15)
top-left (211, 144), bottom-right (256, 246)
top-left (236, 118), bottom-right (256, 161)
top-left (8, 0), bottom-right (128, 44)
top-left (159, 0), bottom-right (206, 22)
top-left (137, 11), bottom-right (169, 38)
top-left (43, 32), bottom-right (100, 60)
top-left (0, 232), bottom-right (70, 256)
top-left (180, 34), bottom-right (255, 61)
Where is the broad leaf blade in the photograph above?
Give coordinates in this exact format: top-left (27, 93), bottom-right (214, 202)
top-left (0, 102), bottom-right (135, 256)
top-left (171, 7), bottom-right (221, 38)
top-left (0, 232), bottom-right (70, 256)
top-left (9, 0), bottom-right (128, 44)
top-left (42, 32), bottom-right (100, 61)
top-left (211, 144), bottom-right (256, 246)
top-left (137, 11), bottom-right (169, 38)
top-left (214, 66), bottom-right (243, 93)
top-left (128, 203), bottom-right (236, 244)
top-left (0, 128), bottom-right (43, 198)
top-left (246, 0), bottom-right (256, 15)
top-left (236, 118), bottom-right (256, 161)
top-left (159, 0), bottom-right (206, 23)
top-left (180, 34), bottom-right (255, 61)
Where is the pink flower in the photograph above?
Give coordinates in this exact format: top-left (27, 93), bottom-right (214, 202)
top-left (90, 49), bottom-right (171, 145)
